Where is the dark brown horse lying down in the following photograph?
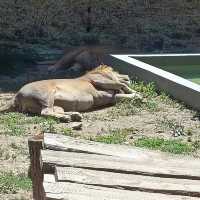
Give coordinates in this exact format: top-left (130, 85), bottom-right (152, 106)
top-left (0, 65), bottom-right (141, 122)
top-left (47, 46), bottom-right (105, 72)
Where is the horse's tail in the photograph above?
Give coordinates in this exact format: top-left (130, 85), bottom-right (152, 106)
top-left (0, 97), bottom-right (16, 113)
top-left (0, 102), bottom-right (14, 113)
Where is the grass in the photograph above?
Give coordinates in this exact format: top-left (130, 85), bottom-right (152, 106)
top-left (48, 125), bottom-right (200, 155)
top-left (86, 127), bottom-right (196, 154)
top-left (0, 172), bottom-right (32, 194)
top-left (131, 81), bottom-right (186, 111)
top-left (0, 112), bottom-right (58, 136)
top-left (130, 81), bottom-right (157, 98)
top-left (0, 146), bottom-right (11, 160)
top-left (129, 81), bottom-right (159, 113)
top-left (134, 137), bottom-right (193, 154)
top-left (157, 116), bottom-right (185, 137)
top-left (111, 98), bottom-right (143, 116)
top-left (109, 81), bottom-right (160, 117)
top-left (93, 129), bottom-right (129, 144)
top-left (88, 127), bottom-right (136, 144)
top-left (0, 112), bottom-right (58, 125)
top-left (61, 127), bottom-right (73, 136)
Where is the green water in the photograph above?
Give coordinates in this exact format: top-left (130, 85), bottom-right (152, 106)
top-left (135, 57), bottom-right (200, 85)
top-left (159, 65), bottom-right (200, 84)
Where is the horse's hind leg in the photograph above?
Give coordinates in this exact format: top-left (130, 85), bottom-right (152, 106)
top-left (41, 106), bottom-right (82, 122)
top-left (39, 90), bottom-right (68, 121)
top-left (115, 93), bottom-right (142, 102)
top-left (40, 89), bottom-right (82, 122)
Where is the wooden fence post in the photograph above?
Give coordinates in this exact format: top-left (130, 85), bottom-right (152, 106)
top-left (28, 136), bottom-right (44, 200)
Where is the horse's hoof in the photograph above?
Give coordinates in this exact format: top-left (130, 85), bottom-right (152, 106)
top-left (68, 122), bottom-right (82, 130)
top-left (59, 115), bottom-right (71, 123)
top-left (70, 112), bottom-right (82, 122)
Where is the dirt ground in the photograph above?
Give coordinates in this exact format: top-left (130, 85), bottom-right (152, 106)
top-left (0, 63), bottom-right (200, 199)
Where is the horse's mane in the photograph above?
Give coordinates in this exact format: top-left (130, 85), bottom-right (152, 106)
top-left (87, 64), bottom-right (114, 74)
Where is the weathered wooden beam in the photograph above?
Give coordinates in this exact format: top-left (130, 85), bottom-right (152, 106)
top-left (41, 150), bottom-right (200, 180)
top-left (44, 182), bottom-right (199, 200)
top-left (55, 166), bottom-right (200, 197)
top-left (28, 135), bottom-right (44, 200)
top-left (44, 174), bottom-right (56, 183)
top-left (44, 132), bottom-right (157, 158)
top-left (43, 133), bottom-right (200, 169)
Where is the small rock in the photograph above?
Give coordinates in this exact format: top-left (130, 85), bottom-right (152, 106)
top-left (68, 122), bottom-right (82, 130)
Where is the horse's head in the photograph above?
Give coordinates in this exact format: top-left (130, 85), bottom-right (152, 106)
top-left (87, 65), bottom-right (130, 86)
top-left (83, 65), bottom-right (131, 93)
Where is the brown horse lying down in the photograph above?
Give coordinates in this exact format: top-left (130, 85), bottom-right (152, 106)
top-left (48, 46), bottom-right (105, 72)
top-left (0, 65), bottom-right (141, 122)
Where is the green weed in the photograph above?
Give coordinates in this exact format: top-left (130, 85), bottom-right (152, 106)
top-left (92, 128), bottom-right (132, 144)
top-left (112, 98), bottom-right (142, 116)
top-left (134, 137), bottom-right (193, 154)
top-left (157, 116), bottom-right (185, 136)
top-left (110, 81), bottom-right (159, 116)
top-left (0, 172), bottom-right (32, 194)
top-left (130, 81), bottom-right (157, 98)
top-left (61, 127), bottom-right (73, 136)
top-left (0, 112), bottom-right (58, 135)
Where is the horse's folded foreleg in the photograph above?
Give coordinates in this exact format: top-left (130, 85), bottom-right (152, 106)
top-left (115, 92), bottom-right (142, 102)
